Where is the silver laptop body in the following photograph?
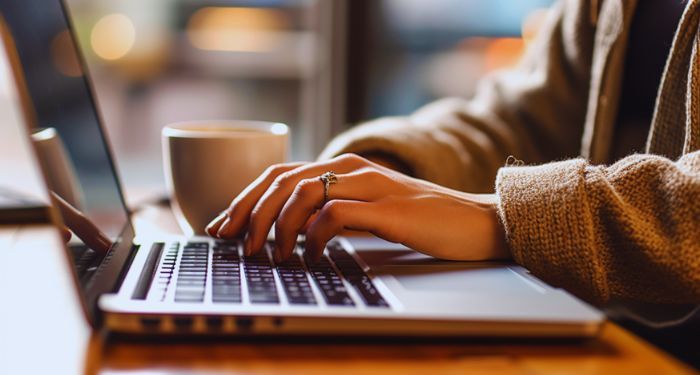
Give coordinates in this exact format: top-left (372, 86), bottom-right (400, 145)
top-left (0, 0), bottom-right (603, 338)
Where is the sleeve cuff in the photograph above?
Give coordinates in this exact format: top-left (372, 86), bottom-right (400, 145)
top-left (495, 158), bottom-right (609, 303)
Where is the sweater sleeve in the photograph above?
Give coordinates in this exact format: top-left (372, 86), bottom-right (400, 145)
top-left (496, 151), bottom-right (700, 304)
top-left (319, 0), bottom-right (596, 193)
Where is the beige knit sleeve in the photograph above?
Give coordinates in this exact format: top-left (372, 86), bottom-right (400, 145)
top-left (496, 151), bottom-right (700, 304)
top-left (319, 0), bottom-right (596, 193)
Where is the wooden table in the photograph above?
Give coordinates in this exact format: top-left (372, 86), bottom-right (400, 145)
top-left (1, 204), bottom-right (697, 375)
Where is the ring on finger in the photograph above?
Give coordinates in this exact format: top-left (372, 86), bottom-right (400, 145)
top-left (319, 171), bottom-right (338, 205)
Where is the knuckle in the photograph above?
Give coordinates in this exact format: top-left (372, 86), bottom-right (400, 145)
top-left (359, 167), bottom-right (384, 181)
top-left (264, 163), bottom-right (285, 178)
top-left (321, 200), bottom-right (344, 222)
top-left (272, 170), bottom-right (296, 189)
top-left (264, 162), bottom-right (301, 180)
top-left (294, 178), bottom-right (317, 199)
top-left (248, 206), bottom-right (264, 231)
top-left (338, 153), bottom-right (364, 166)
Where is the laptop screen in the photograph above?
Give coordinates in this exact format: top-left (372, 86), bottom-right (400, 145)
top-left (0, 1), bottom-right (129, 243)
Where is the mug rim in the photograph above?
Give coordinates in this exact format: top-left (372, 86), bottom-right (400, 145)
top-left (162, 120), bottom-right (288, 138)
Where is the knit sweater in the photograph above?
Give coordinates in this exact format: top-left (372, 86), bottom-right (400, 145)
top-left (319, 0), bottom-right (700, 304)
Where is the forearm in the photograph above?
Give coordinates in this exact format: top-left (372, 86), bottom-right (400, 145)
top-left (496, 152), bottom-right (700, 304)
top-left (320, 0), bottom-right (595, 192)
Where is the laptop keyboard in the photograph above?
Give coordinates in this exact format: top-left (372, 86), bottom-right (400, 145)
top-left (146, 240), bottom-right (389, 309)
top-left (174, 242), bottom-right (208, 303)
top-left (244, 249), bottom-right (279, 304)
top-left (70, 244), bottom-right (100, 279)
top-left (151, 243), bottom-right (179, 301)
top-left (212, 242), bottom-right (242, 303)
top-left (327, 243), bottom-right (389, 307)
top-left (306, 256), bottom-right (354, 306)
top-left (277, 255), bottom-right (316, 305)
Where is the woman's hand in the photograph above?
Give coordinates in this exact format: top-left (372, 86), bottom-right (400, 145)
top-left (51, 192), bottom-right (111, 254)
top-left (206, 154), bottom-right (509, 263)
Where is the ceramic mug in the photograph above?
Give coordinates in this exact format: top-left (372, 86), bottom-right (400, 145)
top-left (162, 120), bottom-right (289, 235)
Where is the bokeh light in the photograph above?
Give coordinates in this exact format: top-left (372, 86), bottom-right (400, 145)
top-left (90, 13), bottom-right (136, 61)
top-left (187, 7), bottom-right (287, 52)
top-left (481, 7), bottom-right (550, 72)
top-left (484, 38), bottom-right (525, 71)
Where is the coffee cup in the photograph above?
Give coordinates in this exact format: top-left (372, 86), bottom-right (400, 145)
top-left (162, 120), bottom-right (289, 235)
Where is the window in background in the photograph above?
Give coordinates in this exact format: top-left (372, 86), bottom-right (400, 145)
top-left (61, 0), bottom-right (553, 204)
top-left (65, 0), bottom-right (339, 204)
top-left (345, 0), bottom-right (554, 122)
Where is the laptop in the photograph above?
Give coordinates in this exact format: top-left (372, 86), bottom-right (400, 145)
top-left (0, 0), bottom-right (603, 337)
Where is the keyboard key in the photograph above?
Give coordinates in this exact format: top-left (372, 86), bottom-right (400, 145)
top-left (327, 243), bottom-right (388, 308)
top-left (175, 294), bottom-right (205, 302)
top-left (244, 247), bottom-right (279, 304)
top-left (276, 254), bottom-right (317, 305)
top-left (150, 242), bottom-right (180, 301)
top-left (186, 241), bottom-right (209, 248)
top-left (212, 241), bottom-right (242, 303)
top-left (175, 242), bottom-right (210, 303)
top-left (306, 255), bottom-right (354, 306)
top-left (70, 245), bottom-right (100, 278)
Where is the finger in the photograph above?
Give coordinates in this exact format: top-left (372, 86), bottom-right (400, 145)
top-left (273, 169), bottom-right (387, 262)
top-left (51, 192), bottom-right (112, 254)
top-left (215, 161), bottom-right (306, 238)
top-left (300, 212), bottom-right (318, 233)
top-left (205, 211), bottom-right (228, 237)
top-left (77, 225), bottom-right (112, 254)
top-left (59, 226), bottom-right (72, 243)
top-left (238, 154), bottom-right (370, 255)
top-left (305, 200), bottom-right (385, 262)
top-left (64, 207), bottom-right (111, 253)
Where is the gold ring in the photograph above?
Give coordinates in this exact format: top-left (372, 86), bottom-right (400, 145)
top-left (319, 171), bottom-right (338, 204)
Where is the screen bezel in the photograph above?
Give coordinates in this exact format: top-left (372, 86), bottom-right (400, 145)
top-left (0, 0), bottom-right (138, 326)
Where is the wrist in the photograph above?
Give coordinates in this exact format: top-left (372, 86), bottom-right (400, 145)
top-left (466, 193), bottom-right (511, 260)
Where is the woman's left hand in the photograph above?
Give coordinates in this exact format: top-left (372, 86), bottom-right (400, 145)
top-left (206, 154), bottom-right (509, 263)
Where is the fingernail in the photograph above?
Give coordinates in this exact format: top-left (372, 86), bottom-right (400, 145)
top-left (216, 217), bottom-right (232, 238)
top-left (210, 211), bottom-right (227, 226)
top-left (206, 212), bottom-right (227, 235)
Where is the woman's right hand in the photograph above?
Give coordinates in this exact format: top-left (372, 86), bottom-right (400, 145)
top-left (206, 154), bottom-right (509, 263)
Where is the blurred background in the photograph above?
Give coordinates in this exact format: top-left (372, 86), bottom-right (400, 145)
top-left (39, 0), bottom-right (554, 203)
